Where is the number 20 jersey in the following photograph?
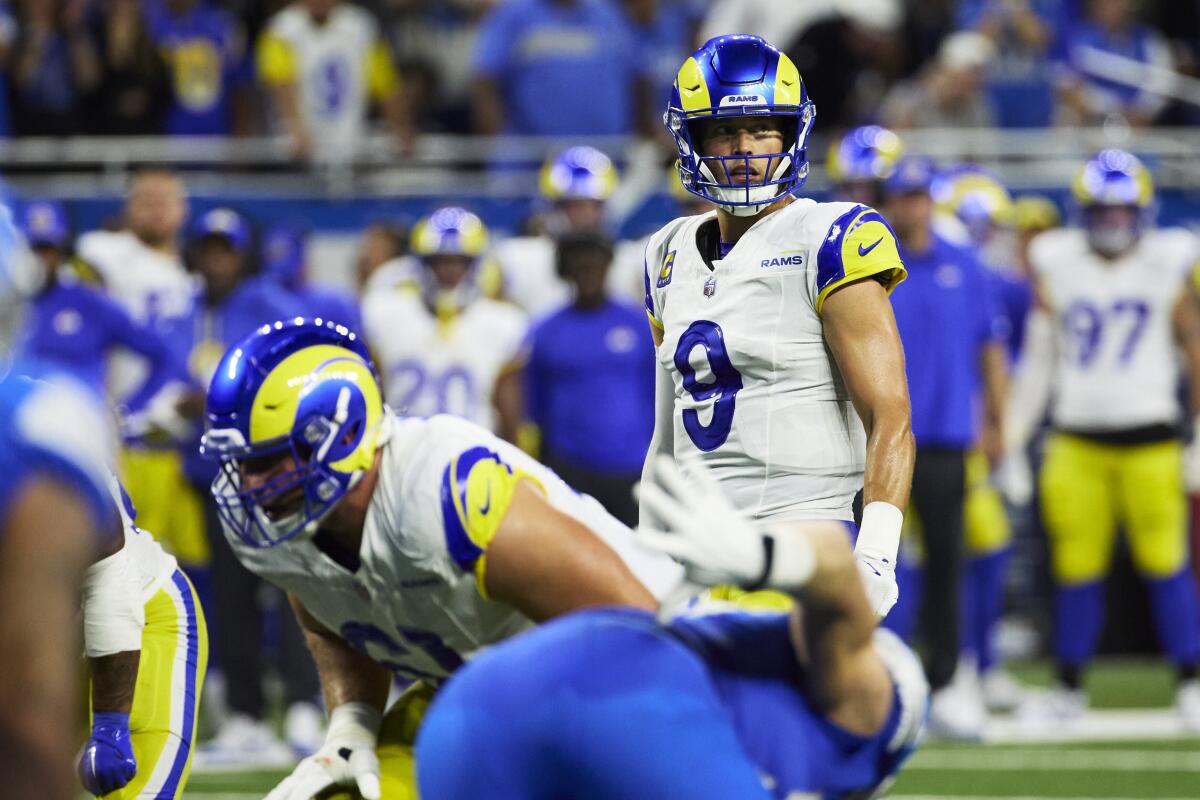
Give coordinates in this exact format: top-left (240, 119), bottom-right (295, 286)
top-left (1030, 227), bottom-right (1198, 431)
top-left (644, 199), bottom-right (906, 522)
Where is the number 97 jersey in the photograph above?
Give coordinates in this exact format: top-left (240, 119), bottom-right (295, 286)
top-left (644, 199), bottom-right (906, 521)
top-left (1030, 227), bottom-right (1199, 431)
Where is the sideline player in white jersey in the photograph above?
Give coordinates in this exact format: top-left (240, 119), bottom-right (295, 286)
top-left (644, 34), bottom-right (914, 619)
top-left (493, 145), bottom-right (640, 317)
top-left (257, 0), bottom-right (409, 162)
top-left (362, 207), bottom-right (527, 442)
top-left (77, 478), bottom-right (208, 800)
top-left (199, 318), bottom-right (685, 799)
top-left (1003, 149), bottom-right (1200, 727)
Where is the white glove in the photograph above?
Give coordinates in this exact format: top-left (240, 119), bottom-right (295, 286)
top-left (854, 501), bottom-right (903, 621)
top-left (635, 457), bottom-right (815, 591)
top-left (996, 449), bottom-right (1034, 506)
top-left (265, 703), bottom-right (381, 800)
top-left (119, 382), bottom-right (194, 442)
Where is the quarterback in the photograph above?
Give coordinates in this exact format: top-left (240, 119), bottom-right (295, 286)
top-left (200, 319), bottom-right (685, 799)
top-left (644, 35), bottom-right (914, 617)
top-left (1004, 150), bottom-right (1200, 725)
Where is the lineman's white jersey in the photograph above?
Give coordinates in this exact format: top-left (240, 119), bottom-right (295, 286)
top-left (1030, 227), bottom-right (1198, 431)
top-left (644, 200), bottom-right (906, 521)
top-left (109, 476), bottom-right (178, 602)
top-left (222, 413), bottom-right (684, 683)
top-left (76, 230), bottom-right (195, 402)
top-left (362, 286), bottom-right (528, 433)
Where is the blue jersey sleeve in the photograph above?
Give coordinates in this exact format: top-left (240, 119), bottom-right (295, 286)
top-left (95, 290), bottom-right (183, 410)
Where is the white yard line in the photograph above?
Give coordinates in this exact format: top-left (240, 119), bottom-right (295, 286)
top-left (982, 708), bottom-right (1200, 744)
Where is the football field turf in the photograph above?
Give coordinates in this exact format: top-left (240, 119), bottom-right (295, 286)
top-left (186, 658), bottom-right (1200, 799)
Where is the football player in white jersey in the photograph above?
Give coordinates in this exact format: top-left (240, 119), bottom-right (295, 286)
top-left (257, 0), bottom-right (410, 162)
top-left (363, 207), bottom-right (527, 442)
top-left (643, 34), bottom-right (914, 620)
top-left (77, 479), bottom-right (208, 800)
top-left (1004, 149), bottom-right (1200, 727)
top-left (199, 318), bottom-right (685, 799)
top-left (493, 145), bottom-right (626, 317)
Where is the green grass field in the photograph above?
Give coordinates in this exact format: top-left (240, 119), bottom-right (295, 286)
top-left (185, 658), bottom-right (1200, 799)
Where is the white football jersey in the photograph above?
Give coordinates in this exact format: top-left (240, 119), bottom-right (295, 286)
top-left (1030, 227), bottom-right (1198, 431)
top-left (645, 200), bottom-right (905, 522)
top-left (362, 287), bottom-right (528, 433)
top-left (76, 230), bottom-right (196, 403)
top-left (109, 476), bottom-right (178, 602)
top-left (262, 5), bottom-right (385, 160)
top-left (222, 413), bottom-right (684, 683)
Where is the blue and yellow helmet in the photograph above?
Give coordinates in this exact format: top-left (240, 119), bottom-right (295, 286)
top-left (540, 146), bottom-right (618, 203)
top-left (411, 206), bottom-right (489, 259)
top-left (827, 125), bottom-right (904, 184)
top-left (932, 164), bottom-right (1015, 234)
top-left (1072, 148), bottom-right (1155, 209)
top-left (200, 318), bottom-right (385, 547)
top-left (665, 34), bottom-right (816, 215)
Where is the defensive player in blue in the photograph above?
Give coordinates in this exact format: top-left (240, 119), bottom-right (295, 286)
top-left (13, 199), bottom-right (180, 410)
top-left (417, 458), bottom-right (928, 800)
top-left (262, 224), bottom-right (363, 334)
top-left (0, 204), bottom-right (120, 800)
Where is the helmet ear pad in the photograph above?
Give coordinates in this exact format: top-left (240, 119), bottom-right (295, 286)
top-left (294, 376), bottom-right (369, 467)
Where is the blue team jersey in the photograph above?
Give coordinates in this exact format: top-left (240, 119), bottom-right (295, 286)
top-left (145, 1), bottom-right (248, 135)
top-left (524, 299), bottom-right (655, 474)
top-left (418, 607), bottom-right (920, 800)
top-left (16, 280), bottom-right (179, 409)
top-left (0, 366), bottom-right (116, 532)
top-left (987, 269), bottom-right (1033, 362)
top-left (890, 234), bottom-right (1004, 448)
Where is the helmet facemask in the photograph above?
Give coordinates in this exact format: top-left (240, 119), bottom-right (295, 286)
top-left (667, 103), bottom-right (815, 217)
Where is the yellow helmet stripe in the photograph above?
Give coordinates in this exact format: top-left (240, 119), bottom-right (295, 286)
top-left (772, 53), bottom-right (802, 106)
top-left (675, 57), bottom-right (712, 113)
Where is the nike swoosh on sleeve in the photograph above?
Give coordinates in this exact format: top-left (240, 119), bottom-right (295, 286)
top-left (858, 237), bottom-right (884, 257)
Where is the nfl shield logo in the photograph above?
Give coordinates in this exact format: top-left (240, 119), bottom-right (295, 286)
top-left (703, 277), bottom-right (717, 297)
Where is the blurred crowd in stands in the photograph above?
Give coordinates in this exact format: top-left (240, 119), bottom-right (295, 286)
top-left (0, 0), bottom-right (1196, 154)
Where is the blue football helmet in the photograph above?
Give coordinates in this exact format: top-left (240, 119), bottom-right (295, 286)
top-left (410, 206), bottom-right (491, 314)
top-left (1072, 149), bottom-right (1155, 256)
top-left (665, 34), bottom-right (816, 216)
top-left (827, 125), bottom-right (904, 185)
top-left (540, 146), bottom-right (618, 203)
top-left (200, 318), bottom-right (386, 547)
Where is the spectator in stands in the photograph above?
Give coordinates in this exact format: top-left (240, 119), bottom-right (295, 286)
top-left (882, 155), bottom-right (1007, 740)
top-left (0, 3), bottom-right (17, 136)
top-left (1055, 0), bottom-right (1173, 127)
top-left (959, 0), bottom-right (1066, 128)
top-left (523, 230), bottom-right (654, 526)
top-left (622, 0), bottom-right (705, 126)
top-left (88, 0), bottom-right (171, 135)
top-left (163, 208), bottom-right (324, 767)
top-left (10, 0), bottom-right (101, 136)
top-left (471, 0), bottom-right (652, 138)
top-left (881, 30), bottom-right (997, 129)
top-left (261, 222), bottom-right (362, 332)
top-left (13, 198), bottom-right (179, 411)
top-left (145, 0), bottom-right (255, 136)
top-left (355, 218), bottom-right (407, 293)
top-left (256, 0), bottom-right (412, 162)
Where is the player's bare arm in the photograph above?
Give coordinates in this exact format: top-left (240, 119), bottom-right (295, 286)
top-left (484, 480), bottom-right (659, 621)
top-left (0, 479), bottom-right (95, 800)
top-left (491, 365), bottom-right (524, 446)
top-left (979, 341), bottom-right (1010, 467)
top-left (821, 278), bottom-right (914, 510)
top-left (1173, 286), bottom-right (1200, 416)
top-left (289, 593), bottom-right (392, 712)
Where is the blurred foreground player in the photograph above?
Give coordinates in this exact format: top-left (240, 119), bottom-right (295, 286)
top-left (418, 458), bottom-right (928, 800)
top-left (77, 479), bottom-right (208, 799)
top-left (199, 319), bottom-right (684, 799)
top-left (1004, 150), bottom-right (1200, 727)
top-left (644, 35), bottom-right (913, 620)
top-left (0, 209), bottom-right (118, 800)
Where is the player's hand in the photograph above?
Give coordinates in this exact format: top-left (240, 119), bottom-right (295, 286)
top-left (78, 712), bottom-right (137, 796)
top-left (265, 703), bottom-right (381, 800)
top-left (635, 457), bottom-right (815, 591)
top-left (854, 551), bottom-right (899, 621)
top-left (996, 450), bottom-right (1034, 506)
